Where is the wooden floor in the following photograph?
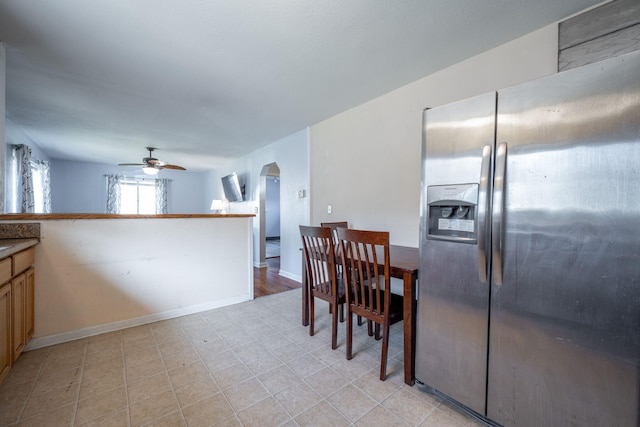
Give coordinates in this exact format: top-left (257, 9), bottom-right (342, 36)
top-left (254, 257), bottom-right (301, 298)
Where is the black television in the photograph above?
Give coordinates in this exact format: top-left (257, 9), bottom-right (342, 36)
top-left (221, 172), bottom-right (244, 202)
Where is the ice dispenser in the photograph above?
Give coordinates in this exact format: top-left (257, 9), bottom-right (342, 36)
top-left (426, 183), bottom-right (478, 243)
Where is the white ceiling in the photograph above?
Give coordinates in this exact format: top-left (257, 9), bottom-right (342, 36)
top-left (0, 0), bottom-right (601, 171)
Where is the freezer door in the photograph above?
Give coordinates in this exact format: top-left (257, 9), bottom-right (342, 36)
top-left (488, 51), bottom-right (640, 426)
top-left (416, 91), bottom-right (496, 415)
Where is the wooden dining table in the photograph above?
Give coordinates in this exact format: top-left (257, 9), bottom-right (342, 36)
top-left (301, 244), bottom-right (419, 385)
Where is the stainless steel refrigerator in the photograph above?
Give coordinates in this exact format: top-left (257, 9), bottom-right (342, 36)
top-left (416, 51), bottom-right (640, 426)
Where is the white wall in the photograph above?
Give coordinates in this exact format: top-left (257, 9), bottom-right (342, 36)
top-left (204, 128), bottom-right (309, 281)
top-left (19, 217), bottom-right (254, 348)
top-left (309, 24), bottom-right (560, 247)
top-left (51, 159), bottom-right (207, 213)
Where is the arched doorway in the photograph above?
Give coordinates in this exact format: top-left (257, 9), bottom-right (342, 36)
top-left (258, 162), bottom-right (280, 266)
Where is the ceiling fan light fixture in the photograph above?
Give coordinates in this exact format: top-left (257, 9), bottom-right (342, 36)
top-left (142, 166), bottom-right (160, 175)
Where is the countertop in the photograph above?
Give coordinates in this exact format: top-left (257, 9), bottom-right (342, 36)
top-left (0, 238), bottom-right (39, 259)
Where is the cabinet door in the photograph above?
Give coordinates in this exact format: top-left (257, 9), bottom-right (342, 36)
top-left (0, 283), bottom-right (11, 384)
top-left (11, 274), bottom-right (26, 361)
top-left (25, 268), bottom-right (35, 340)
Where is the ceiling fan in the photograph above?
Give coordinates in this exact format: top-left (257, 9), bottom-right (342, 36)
top-left (118, 147), bottom-right (186, 175)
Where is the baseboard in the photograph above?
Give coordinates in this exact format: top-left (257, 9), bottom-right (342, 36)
top-left (25, 295), bottom-right (252, 351)
top-left (255, 261), bottom-right (267, 268)
top-left (279, 269), bottom-right (302, 283)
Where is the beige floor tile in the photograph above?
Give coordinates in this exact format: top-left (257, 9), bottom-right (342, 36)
top-left (75, 386), bottom-right (127, 425)
top-left (125, 357), bottom-right (165, 383)
top-left (167, 359), bottom-right (210, 388)
top-left (236, 396), bottom-right (291, 427)
top-left (16, 402), bottom-right (76, 427)
top-left (122, 335), bottom-right (156, 353)
top-left (257, 365), bottom-right (301, 394)
top-left (222, 378), bottom-right (270, 412)
top-left (181, 392), bottom-right (234, 426)
top-left (88, 330), bottom-right (122, 345)
top-left (144, 409), bottom-right (187, 427)
top-left (435, 401), bottom-right (481, 426)
top-left (327, 384), bottom-right (378, 422)
top-left (174, 376), bottom-right (220, 408)
top-left (271, 341), bottom-right (307, 363)
top-left (304, 367), bottom-right (349, 398)
top-left (193, 337), bottom-right (230, 359)
top-left (2, 289), bottom-right (481, 427)
top-left (383, 388), bottom-right (437, 426)
top-left (355, 405), bottom-right (408, 427)
top-left (76, 407), bottom-right (129, 427)
top-left (128, 389), bottom-right (180, 427)
top-left (20, 380), bottom-right (80, 420)
top-left (274, 380), bottom-right (322, 418)
top-left (124, 346), bottom-right (161, 368)
top-left (329, 358), bottom-right (372, 382)
top-left (40, 353), bottom-right (85, 376)
top-left (31, 365), bottom-right (82, 396)
top-left (127, 372), bottom-right (172, 404)
top-left (212, 415), bottom-right (243, 427)
top-left (82, 356), bottom-right (125, 382)
top-left (156, 335), bottom-right (192, 353)
top-left (243, 352), bottom-right (282, 376)
top-left (84, 345), bottom-right (123, 366)
top-left (211, 363), bottom-right (252, 390)
top-left (294, 401), bottom-right (350, 427)
top-left (286, 353), bottom-right (327, 378)
top-left (79, 370), bottom-right (126, 401)
top-left (161, 346), bottom-right (200, 371)
top-left (352, 370), bottom-right (402, 402)
top-left (47, 339), bottom-right (88, 359)
top-left (419, 407), bottom-right (466, 427)
top-left (201, 349), bottom-right (242, 373)
top-left (0, 395), bottom-right (27, 426)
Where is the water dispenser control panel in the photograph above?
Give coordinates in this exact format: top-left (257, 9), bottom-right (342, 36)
top-left (426, 183), bottom-right (478, 244)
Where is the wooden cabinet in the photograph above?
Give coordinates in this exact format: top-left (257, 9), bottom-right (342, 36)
top-left (0, 247), bottom-right (36, 384)
top-left (12, 273), bottom-right (26, 360)
top-left (26, 268), bottom-right (35, 340)
top-left (0, 283), bottom-right (11, 384)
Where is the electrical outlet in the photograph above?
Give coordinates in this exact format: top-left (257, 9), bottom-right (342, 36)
top-left (328, 205), bottom-right (332, 214)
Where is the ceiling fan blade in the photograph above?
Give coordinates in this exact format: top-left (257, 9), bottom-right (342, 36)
top-left (161, 164), bottom-right (186, 171)
top-left (118, 163), bottom-right (145, 166)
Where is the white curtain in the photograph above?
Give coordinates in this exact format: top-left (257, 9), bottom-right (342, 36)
top-left (155, 179), bottom-right (169, 214)
top-left (8, 145), bottom-right (52, 213)
top-left (106, 174), bottom-right (122, 214)
top-left (12, 144), bottom-right (34, 213)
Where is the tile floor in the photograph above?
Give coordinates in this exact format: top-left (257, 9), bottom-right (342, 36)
top-left (0, 289), bottom-right (484, 426)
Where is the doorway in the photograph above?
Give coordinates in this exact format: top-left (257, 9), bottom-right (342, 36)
top-left (258, 162), bottom-right (280, 267)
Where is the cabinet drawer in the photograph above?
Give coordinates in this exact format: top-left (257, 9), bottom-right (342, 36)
top-left (13, 248), bottom-right (35, 276)
top-left (0, 258), bottom-right (11, 284)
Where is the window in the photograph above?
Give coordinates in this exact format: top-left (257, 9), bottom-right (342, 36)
top-left (30, 161), bottom-right (45, 213)
top-left (119, 179), bottom-right (157, 214)
top-left (106, 175), bottom-right (168, 214)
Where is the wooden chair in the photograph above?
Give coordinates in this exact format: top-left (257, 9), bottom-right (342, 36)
top-left (320, 221), bottom-right (349, 248)
top-left (322, 221), bottom-right (372, 328)
top-left (299, 225), bottom-right (345, 350)
top-left (337, 228), bottom-right (403, 380)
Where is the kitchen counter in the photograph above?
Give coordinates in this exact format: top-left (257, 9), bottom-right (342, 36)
top-left (0, 239), bottom-right (39, 259)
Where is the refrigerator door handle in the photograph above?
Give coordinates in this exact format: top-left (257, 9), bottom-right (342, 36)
top-left (477, 144), bottom-right (492, 283)
top-left (492, 142), bottom-right (507, 285)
